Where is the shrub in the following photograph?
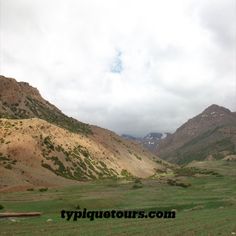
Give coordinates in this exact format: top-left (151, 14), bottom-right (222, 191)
top-left (0, 204), bottom-right (4, 210)
top-left (11, 160), bottom-right (17, 165)
top-left (132, 178), bottom-right (143, 189)
top-left (5, 164), bottom-right (12, 169)
top-left (134, 153), bottom-right (142, 160)
top-left (43, 136), bottom-right (54, 150)
top-left (132, 184), bottom-right (143, 189)
top-left (99, 161), bottom-right (107, 168)
top-left (121, 169), bottom-right (132, 178)
top-left (80, 147), bottom-right (90, 157)
top-left (0, 155), bottom-right (9, 161)
top-left (41, 163), bottom-right (53, 171)
top-left (177, 182), bottom-right (191, 188)
top-left (174, 167), bottom-right (221, 177)
top-left (134, 178), bottom-right (142, 184)
top-left (39, 188), bottom-right (48, 192)
top-left (27, 188), bottom-right (34, 191)
top-left (167, 179), bottom-right (191, 188)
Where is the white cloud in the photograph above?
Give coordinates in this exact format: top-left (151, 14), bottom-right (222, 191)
top-left (0, 0), bottom-right (235, 136)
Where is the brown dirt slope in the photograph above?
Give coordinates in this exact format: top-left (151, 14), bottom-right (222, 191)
top-left (0, 118), bottom-right (168, 191)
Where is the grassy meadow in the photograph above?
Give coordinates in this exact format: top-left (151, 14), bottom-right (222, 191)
top-left (0, 160), bottom-right (236, 236)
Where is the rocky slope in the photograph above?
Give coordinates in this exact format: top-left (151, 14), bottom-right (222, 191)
top-left (0, 75), bottom-right (170, 191)
top-left (157, 104), bottom-right (236, 164)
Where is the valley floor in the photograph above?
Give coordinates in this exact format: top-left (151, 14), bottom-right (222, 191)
top-left (0, 160), bottom-right (236, 236)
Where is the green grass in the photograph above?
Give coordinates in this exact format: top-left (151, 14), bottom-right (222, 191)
top-left (0, 161), bottom-right (236, 236)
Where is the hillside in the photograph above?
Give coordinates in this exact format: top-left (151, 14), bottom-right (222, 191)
top-left (0, 75), bottom-right (90, 134)
top-left (0, 75), bottom-right (169, 191)
top-left (157, 104), bottom-right (236, 164)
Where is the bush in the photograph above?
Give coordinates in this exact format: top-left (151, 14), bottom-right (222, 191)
top-left (43, 136), bottom-right (54, 150)
top-left (134, 153), bottom-right (142, 160)
top-left (0, 204), bottom-right (4, 210)
top-left (5, 164), bottom-right (12, 169)
top-left (121, 169), bottom-right (133, 178)
top-left (174, 167), bottom-right (222, 177)
top-left (132, 183), bottom-right (143, 189)
top-left (39, 188), bottom-right (48, 192)
top-left (167, 179), bottom-right (191, 188)
top-left (132, 178), bottom-right (143, 189)
top-left (134, 178), bottom-right (142, 184)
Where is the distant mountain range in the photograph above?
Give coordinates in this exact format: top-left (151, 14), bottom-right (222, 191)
top-left (156, 104), bottom-right (236, 164)
top-left (122, 132), bottom-right (171, 153)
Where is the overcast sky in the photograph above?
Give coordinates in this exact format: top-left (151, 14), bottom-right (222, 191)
top-left (0, 0), bottom-right (235, 136)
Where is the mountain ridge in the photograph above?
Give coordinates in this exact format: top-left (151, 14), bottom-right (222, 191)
top-left (156, 104), bottom-right (236, 164)
top-left (122, 132), bottom-right (171, 153)
top-left (0, 75), bottom-right (91, 134)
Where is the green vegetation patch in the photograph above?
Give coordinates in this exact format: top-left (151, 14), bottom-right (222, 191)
top-left (0, 153), bottom-right (16, 169)
top-left (25, 96), bottom-right (91, 135)
top-left (174, 167), bottom-right (222, 177)
top-left (134, 153), bottom-right (142, 160)
top-left (167, 179), bottom-right (191, 188)
top-left (1, 162), bottom-right (236, 236)
top-left (121, 169), bottom-right (133, 179)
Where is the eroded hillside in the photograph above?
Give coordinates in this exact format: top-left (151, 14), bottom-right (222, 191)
top-left (0, 118), bottom-right (170, 191)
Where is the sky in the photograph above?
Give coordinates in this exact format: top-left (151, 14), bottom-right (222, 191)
top-left (0, 0), bottom-right (235, 136)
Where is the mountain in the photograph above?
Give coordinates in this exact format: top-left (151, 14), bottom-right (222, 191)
top-left (157, 104), bottom-right (236, 164)
top-left (0, 75), bottom-right (90, 134)
top-left (121, 134), bottom-right (141, 141)
top-left (122, 132), bottom-right (170, 153)
top-left (0, 75), bottom-right (170, 191)
top-left (142, 133), bottom-right (170, 152)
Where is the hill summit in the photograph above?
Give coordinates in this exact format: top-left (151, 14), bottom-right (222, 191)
top-left (0, 75), bottom-right (90, 134)
top-left (156, 104), bottom-right (236, 164)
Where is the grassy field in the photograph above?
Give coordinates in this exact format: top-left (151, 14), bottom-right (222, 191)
top-left (0, 160), bottom-right (236, 236)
